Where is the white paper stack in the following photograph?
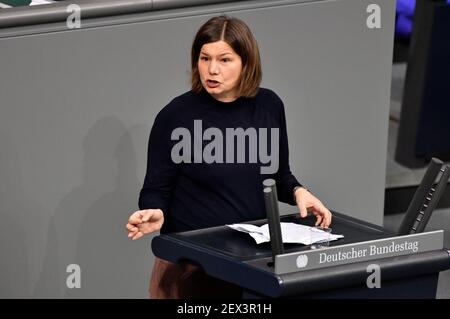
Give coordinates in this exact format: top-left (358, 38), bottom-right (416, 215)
top-left (227, 222), bottom-right (344, 245)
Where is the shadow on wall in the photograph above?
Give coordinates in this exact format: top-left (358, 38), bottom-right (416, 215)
top-left (34, 116), bottom-right (154, 298)
top-left (0, 129), bottom-right (46, 298)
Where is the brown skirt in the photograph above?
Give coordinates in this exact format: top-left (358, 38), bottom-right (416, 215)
top-left (149, 257), bottom-right (242, 299)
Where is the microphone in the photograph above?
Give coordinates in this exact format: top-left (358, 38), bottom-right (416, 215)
top-left (263, 179), bottom-right (284, 264)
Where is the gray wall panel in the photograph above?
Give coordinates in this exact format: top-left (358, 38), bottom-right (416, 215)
top-left (0, 0), bottom-right (395, 297)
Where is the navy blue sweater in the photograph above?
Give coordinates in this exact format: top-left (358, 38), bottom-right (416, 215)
top-left (139, 88), bottom-right (302, 233)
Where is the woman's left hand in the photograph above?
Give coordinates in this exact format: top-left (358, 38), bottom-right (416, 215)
top-left (294, 187), bottom-right (332, 228)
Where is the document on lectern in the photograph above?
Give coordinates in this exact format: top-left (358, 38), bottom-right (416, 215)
top-left (227, 222), bottom-right (344, 245)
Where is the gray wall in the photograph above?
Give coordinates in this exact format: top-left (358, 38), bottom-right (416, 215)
top-left (0, 0), bottom-right (395, 298)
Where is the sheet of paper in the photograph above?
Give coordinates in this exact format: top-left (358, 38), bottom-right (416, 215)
top-left (227, 222), bottom-right (344, 245)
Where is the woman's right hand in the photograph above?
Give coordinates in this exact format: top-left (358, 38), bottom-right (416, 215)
top-left (126, 209), bottom-right (164, 240)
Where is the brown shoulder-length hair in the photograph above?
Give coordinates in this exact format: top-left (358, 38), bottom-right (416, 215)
top-left (191, 15), bottom-right (262, 97)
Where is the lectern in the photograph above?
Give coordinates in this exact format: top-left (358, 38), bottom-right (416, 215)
top-left (152, 212), bottom-right (450, 298)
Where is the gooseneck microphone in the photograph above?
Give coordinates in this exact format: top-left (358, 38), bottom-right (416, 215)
top-left (263, 179), bottom-right (284, 263)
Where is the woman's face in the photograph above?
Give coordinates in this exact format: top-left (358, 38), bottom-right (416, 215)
top-left (198, 40), bottom-right (243, 102)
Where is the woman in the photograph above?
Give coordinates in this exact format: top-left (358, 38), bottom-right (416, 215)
top-left (126, 15), bottom-right (332, 298)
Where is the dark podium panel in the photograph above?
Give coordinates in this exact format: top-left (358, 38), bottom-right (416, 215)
top-left (152, 212), bottom-right (450, 298)
top-left (395, 0), bottom-right (450, 167)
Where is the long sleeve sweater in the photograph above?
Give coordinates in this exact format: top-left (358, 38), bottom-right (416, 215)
top-left (139, 88), bottom-right (302, 233)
